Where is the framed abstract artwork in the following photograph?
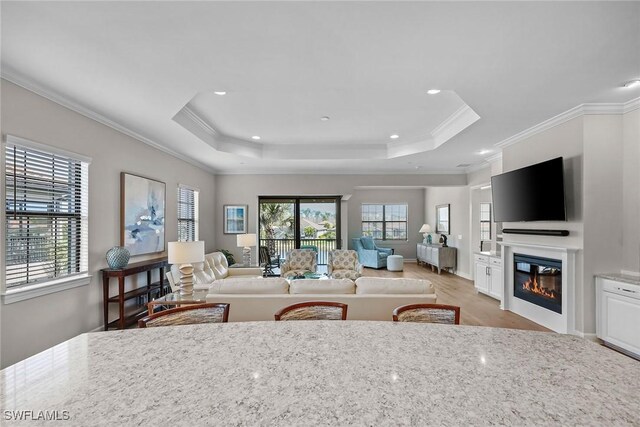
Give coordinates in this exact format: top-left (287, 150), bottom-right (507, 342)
top-left (224, 205), bottom-right (248, 234)
top-left (120, 172), bottom-right (166, 256)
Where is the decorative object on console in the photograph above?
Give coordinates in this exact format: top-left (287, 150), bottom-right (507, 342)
top-left (439, 234), bottom-right (448, 247)
top-left (435, 204), bottom-right (450, 235)
top-left (237, 233), bottom-right (257, 266)
top-left (168, 241), bottom-right (205, 295)
top-left (419, 224), bottom-right (432, 244)
top-left (105, 246), bottom-right (130, 269)
top-left (224, 205), bottom-right (248, 234)
top-left (121, 173), bottom-right (166, 256)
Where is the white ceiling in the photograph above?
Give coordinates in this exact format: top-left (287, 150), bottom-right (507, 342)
top-left (1, 1), bottom-right (639, 174)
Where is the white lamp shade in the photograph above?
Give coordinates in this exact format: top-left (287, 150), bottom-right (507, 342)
top-left (168, 241), bottom-right (205, 264)
top-left (419, 224), bottom-right (432, 233)
top-left (237, 233), bottom-right (257, 247)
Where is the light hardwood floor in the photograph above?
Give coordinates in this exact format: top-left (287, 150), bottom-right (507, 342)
top-left (362, 261), bottom-right (551, 332)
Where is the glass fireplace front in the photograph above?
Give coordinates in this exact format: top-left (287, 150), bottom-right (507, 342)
top-left (513, 254), bottom-right (562, 314)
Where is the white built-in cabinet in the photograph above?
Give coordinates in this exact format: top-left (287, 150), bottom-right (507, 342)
top-left (596, 276), bottom-right (640, 359)
top-left (474, 253), bottom-right (502, 300)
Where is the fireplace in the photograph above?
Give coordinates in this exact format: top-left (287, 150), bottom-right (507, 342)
top-left (513, 254), bottom-right (562, 314)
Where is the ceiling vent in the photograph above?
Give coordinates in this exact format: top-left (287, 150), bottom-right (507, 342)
top-left (456, 163), bottom-right (471, 168)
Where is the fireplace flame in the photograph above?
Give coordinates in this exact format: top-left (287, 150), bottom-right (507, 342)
top-left (521, 273), bottom-right (559, 300)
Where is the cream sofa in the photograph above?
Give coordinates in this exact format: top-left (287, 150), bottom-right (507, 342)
top-left (167, 252), bottom-right (262, 290)
top-left (205, 277), bottom-right (437, 322)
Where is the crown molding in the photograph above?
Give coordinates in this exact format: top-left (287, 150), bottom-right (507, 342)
top-left (496, 97), bottom-right (640, 149)
top-left (0, 69), bottom-right (217, 174)
top-left (486, 152), bottom-right (502, 163)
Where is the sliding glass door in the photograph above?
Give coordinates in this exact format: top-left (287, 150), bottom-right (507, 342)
top-left (259, 196), bottom-right (341, 266)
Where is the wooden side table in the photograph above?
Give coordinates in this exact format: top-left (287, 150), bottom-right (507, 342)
top-left (101, 258), bottom-right (169, 330)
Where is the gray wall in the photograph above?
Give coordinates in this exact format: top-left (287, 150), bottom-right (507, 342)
top-left (424, 186), bottom-right (472, 278)
top-left (499, 110), bottom-right (640, 335)
top-left (213, 175), bottom-right (467, 262)
top-left (0, 80), bottom-right (217, 367)
top-left (622, 109), bottom-right (640, 273)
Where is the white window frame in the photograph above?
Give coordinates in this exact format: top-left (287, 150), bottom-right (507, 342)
top-left (361, 203), bottom-right (409, 241)
top-left (2, 135), bottom-right (92, 304)
top-left (177, 184), bottom-right (199, 242)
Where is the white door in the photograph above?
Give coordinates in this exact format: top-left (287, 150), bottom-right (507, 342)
top-left (474, 262), bottom-right (489, 293)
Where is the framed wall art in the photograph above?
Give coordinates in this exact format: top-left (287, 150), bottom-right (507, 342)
top-left (436, 203), bottom-right (450, 235)
top-left (120, 172), bottom-right (166, 256)
top-left (224, 205), bottom-right (248, 234)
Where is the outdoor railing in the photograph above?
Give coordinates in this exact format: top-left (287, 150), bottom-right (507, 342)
top-left (260, 238), bottom-right (337, 265)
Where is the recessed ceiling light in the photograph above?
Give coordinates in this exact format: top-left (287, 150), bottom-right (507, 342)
top-left (214, 91), bottom-right (227, 96)
top-left (427, 89), bottom-right (441, 95)
top-left (623, 79), bottom-right (640, 88)
top-left (320, 116), bottom-right (330, 121)
top-left (251, 136), bottom-right (261, 140)
top-left (478, 149), bottom-right (491, 155)
top-left (390, 134), bottom-right (400, 139)
top-left (415, 166), bottom-right (423, 170)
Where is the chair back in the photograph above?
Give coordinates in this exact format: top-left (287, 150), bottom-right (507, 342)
top-left (392, 303), bottom-right (460, 324)
top-left (138, 303), bottom-right (230, 328)
top-left (285, 249), bottom-right (317, 271)
top-left (328, 250), bottom-right (358, 270)
top-left (259, 246), bottom-right (270, 265)
top-left (351, 238), bottom-right (364, 252)
top-left (274, 301), bottom-right (348, 321)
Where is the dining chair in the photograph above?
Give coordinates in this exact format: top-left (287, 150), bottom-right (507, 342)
top-left (274, 301), bottom-right (348, 321)
top-left (392, 303), bottom-right (461, 325)
top-left (138, 303), bottom-right (230, 328)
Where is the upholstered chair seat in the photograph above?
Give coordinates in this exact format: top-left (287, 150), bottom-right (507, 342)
top-left (392, 304), bottom-right (461, 325)
top-left (280, 249), bottom-right (318, 278)
top-left (328, 249), bottom-right (363, 280)
top-left (138, 303), bottom-right (230, 328)
top-left (274, 302), bottom-right (348, 321)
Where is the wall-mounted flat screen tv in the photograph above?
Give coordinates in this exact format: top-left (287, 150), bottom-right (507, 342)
top-left (491, 157), bottom-right (566, 222)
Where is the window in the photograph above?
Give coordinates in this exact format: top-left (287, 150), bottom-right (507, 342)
top-left (480, 203), bottom-right (491, 241)
top-left (361, 204), bottom-right (407, 240)
top-left (4, 137), bottom-right (89, 290)
top-left (177, 185), bottom-right (199, 242)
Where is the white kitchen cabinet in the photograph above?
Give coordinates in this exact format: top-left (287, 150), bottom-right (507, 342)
top-left (474, 253), bottom-right (502, 301)
top-left (596, 276), bottom-right (640, 359)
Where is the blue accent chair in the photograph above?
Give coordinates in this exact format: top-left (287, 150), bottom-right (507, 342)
top-left (351, 237), bottom-right (393, 269)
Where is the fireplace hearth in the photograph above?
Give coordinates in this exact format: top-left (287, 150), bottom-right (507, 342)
top-left (513, 254), bottom-right (562, 314)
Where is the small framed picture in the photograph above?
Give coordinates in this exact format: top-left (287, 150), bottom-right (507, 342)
top-left (224, 205), bottom-right (248, 234)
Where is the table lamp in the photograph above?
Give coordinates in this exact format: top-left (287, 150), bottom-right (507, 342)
top-left (419, 224), bottom-right (432, 244)
top-left (168, 241), bottom-right (204, 295)
top-left (237, 233), bottom-right (257, 266)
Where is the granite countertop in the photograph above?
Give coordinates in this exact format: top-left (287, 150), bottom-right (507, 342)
top-left (2, 321), bottom-right (639, 426)
top-left (596, 272), bottom-right (640, 287)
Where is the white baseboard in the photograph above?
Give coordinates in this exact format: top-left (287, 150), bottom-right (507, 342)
top-left (572, 330), bottom-right (598, 342)
top-left (90, 326), bottom-right (105, 333)
top-left (455, 271), bottom-right (473, 281)
top-left (403, 258), bottom-right (417, 263)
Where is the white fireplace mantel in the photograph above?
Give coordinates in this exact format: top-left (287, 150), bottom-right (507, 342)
top-left (499, 242), bottom-right (579, 334)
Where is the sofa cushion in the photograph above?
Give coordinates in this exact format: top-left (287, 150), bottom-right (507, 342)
top-left (170, 263), bottom-right (215, 285)
top-left (289, 279), bottom-right (355, 294)
top-left (210, 278), bottom-right (289, 294)
top-left (355, 277), bottom-right (434, 295)
top-left (361, 237), bottom-right (375, 250)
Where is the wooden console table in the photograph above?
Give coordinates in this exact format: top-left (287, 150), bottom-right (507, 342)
top-left (101, 258), bottom-right (170, 330)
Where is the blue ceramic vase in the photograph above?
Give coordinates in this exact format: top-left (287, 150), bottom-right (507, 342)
top-left (106, 246), bottom-right (130, 269)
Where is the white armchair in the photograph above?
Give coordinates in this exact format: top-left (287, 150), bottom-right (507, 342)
top-left (327, 250), bottom-right (363, 280)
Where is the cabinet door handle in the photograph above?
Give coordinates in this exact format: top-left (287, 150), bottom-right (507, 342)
top-left (617, 287), bottom-right (637, 294)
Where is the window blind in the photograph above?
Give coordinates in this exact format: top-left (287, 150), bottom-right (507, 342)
top-left (177, 185), bottom-right (199, 242)
top-left (5, 140), bottom-right (89, 288)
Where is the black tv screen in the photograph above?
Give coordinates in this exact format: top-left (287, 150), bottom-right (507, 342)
top-left (491, 157), bottom-right (566, 222)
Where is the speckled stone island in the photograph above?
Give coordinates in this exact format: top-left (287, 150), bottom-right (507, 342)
top-left (1, 321), bottom-right (639, 426)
